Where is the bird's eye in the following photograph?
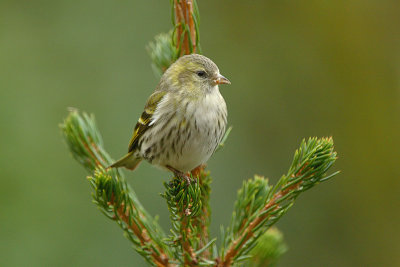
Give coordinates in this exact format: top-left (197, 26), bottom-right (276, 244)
top-left (196, 71), bottom-right (207, 78)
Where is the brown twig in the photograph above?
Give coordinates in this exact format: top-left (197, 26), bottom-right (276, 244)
top-left (171, 5), bottom-right (203, 260)
top-left (174, 0), bottom-right (197, 56)
top-left (83, 140), bottom-right (102, 167)
top-left (187, 1), bottom-right (197, 52)
top-left (83, 138), bottom-right (171, 266)
top-left (109, 195), bottom-right (171, 267)
top-left (191, 165), bottom-right (211, 258)
top-left (218, 171), bottom-right (307, 267)
top-left (178, 167), bottom-right (200, 266)
top-left (182, 217), bottom-right (198, 266)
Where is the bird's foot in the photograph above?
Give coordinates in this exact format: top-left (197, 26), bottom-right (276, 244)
top-left (166, 165), bottom-right (194, 185)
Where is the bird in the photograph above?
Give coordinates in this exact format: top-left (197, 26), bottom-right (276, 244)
top-left (109, 54), bottom-right (230, 183)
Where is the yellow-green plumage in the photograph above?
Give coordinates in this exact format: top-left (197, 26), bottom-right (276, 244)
top-left (110, 54), bottom-right (230, 176)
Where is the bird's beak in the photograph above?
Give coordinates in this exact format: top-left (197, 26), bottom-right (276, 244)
top-left (214, 74), bottom-right (231, 85)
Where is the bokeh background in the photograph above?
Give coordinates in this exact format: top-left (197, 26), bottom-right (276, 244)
top-left (1, 0), bottom-right (399, 266)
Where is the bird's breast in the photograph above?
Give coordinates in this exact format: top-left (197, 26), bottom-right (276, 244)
top-left (140, 90), bottom-right (227, 172)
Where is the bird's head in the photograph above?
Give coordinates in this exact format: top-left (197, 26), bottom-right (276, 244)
top-left (161, 54), bottom-right (230, 95)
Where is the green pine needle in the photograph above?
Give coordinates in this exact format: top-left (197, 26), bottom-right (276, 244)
top-left (220, 137), bottom-right (338, 265)
top-left (60, 110), bottom-right (171, 265)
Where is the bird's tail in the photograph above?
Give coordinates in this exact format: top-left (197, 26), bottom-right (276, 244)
top-left (109, 152), bottom-right (142, 171)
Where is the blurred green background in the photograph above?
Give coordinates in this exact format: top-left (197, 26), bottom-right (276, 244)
top-left (1, 0), bottom-right (399, 266)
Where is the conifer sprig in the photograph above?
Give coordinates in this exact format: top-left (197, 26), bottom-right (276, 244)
top-left (161, 166), bottom-right (215, 266)
top-left (148, 0), bottom-right (200, 75)
top-left (60, 110), bottom-right (172, 266)
top-left (61, 1), bottom-right (339, 266)
top-left (61, 110), bottom-right (338, 267)
top-left (219, 137), bottom-right (338, 267)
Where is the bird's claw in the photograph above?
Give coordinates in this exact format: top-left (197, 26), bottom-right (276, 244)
top-left (166, 165), bottom-right (194, 186)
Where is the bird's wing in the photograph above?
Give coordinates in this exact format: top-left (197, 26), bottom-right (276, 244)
top-left (128, 91), bottom-right (166, 152)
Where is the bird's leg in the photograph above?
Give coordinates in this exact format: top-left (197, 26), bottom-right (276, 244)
top-left (166, 165), bottom-right (192, 185)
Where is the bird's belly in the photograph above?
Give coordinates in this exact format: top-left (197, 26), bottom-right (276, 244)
top-left (144, 120), bottom-right (221, 172)
top-left (169, 128), bottom-right (217, 172)
top-left (140, 91), bottom-right (227, 172)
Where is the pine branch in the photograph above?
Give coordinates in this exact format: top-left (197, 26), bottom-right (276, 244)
top-left (219, 137), bottom-right (339, 267)
top-left (190, 166), bottom-right (212, 259)
top-left (161, 168), bottom-right (216, 266)
top-left (151, 2), bottom-right (215, 265)
top-left (162, 177), bottom-right (199, 266)
top-left (60, 110), bottom-right (173, 266)
top-left (147, 32), bottom-right (178, 77)
top-left (60, 109), bottom-right (338, 266)
top-left (147, 0), bottom-right (200, 76)
top-left (173, 0), bottom-right (200, 56)
top-left (60, 2), bottom-right (340, 266)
